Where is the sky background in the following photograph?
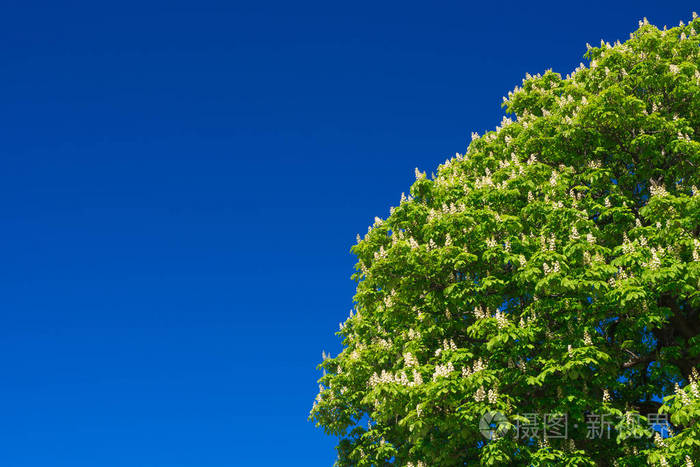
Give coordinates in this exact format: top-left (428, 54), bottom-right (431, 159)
top-left (0, 1), bottom-right (696, 465)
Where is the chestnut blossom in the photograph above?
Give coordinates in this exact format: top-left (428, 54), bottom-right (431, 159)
top-left (487, 388), bottom-right (499, 404)
top-left (403, 352), bottom-right (418, 368)
top-left (494, 310), bottom-right (509, 329)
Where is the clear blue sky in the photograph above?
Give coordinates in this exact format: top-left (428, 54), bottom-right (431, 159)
top-left (0, 1), bottom-right (695, 465)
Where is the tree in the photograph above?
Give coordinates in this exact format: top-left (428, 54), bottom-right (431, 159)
top-left (311, 16), bottom-right (700, 466)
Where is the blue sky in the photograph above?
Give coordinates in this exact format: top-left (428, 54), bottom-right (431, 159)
top-left (0, 1), bottom-right (696, 465)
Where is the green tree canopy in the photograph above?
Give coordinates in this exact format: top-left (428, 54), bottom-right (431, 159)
top-left (312, 16), bottom-right (700, 466)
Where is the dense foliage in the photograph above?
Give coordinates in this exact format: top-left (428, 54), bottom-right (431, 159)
top-left (312, 16), bottom-right (700, 466)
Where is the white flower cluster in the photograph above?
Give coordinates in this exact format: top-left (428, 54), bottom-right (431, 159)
top-left (432, 361), bottom-right (455, 380)
top-left (550, 170), bottom-right (559, 186)
top-left (472, 358), bottom-right (486, 373)
top-left (373, 246), bottom-right (388, 261)
top-left (570, 226), bottom-right (580, 241)
top-left (369, 369), bottom-right (395, 387)
top-left (649, 180), bottom-right (668, 197)
top-left (443, 338), bottom-right (457, 351)
top-left (369, 367), bottom-right (424, 388)
top-left (445, 202), bottom-right (466, 214)
top-left (487, 387), bottom-right (499, 404)
top-left (426, 203), bottom-right (465, 223)
top-left (621, 233), bottom-right (635, 254)
top-left (403, 352), bottom-right (419, 367)
top-left (555, 93), bottom-right (575, 108)
top-left (357, 260), bottom-right (369, 276)
top-left (693, 239), bottom-right (700, 262)
top-left (435, 338), bottom-right (457, 356)
top-left (497, 115), bottom-right (513, 130)
top-left (463, 357), bottom-right (492, 378)
top-left (474, 305), bottom-right (488, 320)
top-left (540, 233), bottom-right (557, 251)
top-left (655, 432), bottom-right (666, 448)
top-left (583, 250), bottom-right (591, 265)
top-left (481, 132), bottom-right (496, 143)
top-left (675, 382), bottom-right (692, 405)
top-left (390, 229), bottom-right (405, 245)
top-left (583, 330), bottom-right (593, 346)
top-left (383, 290), bottom-right (396, 307)
top-left (412, 369), bottom-right (423, 385)
top-left (603, 389), bottom-right (611, 403)
top-left (542, 261), bottom-right (561, 275)
top-left (474, 168), bottom-right (494, 189)
top-left (494, 310), bottom-right (509, 329)
top-left (372, 337), bottom-right (393, 349)
top-left (517, 110), bottom-right (534, 128)
top-left (647, 247), bottom-right (663, 269)
top-left (474, 386), bottom-right (486, 402)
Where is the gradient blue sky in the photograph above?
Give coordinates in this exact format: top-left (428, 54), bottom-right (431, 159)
top-left (0, 1), bottom-right (696, 465)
